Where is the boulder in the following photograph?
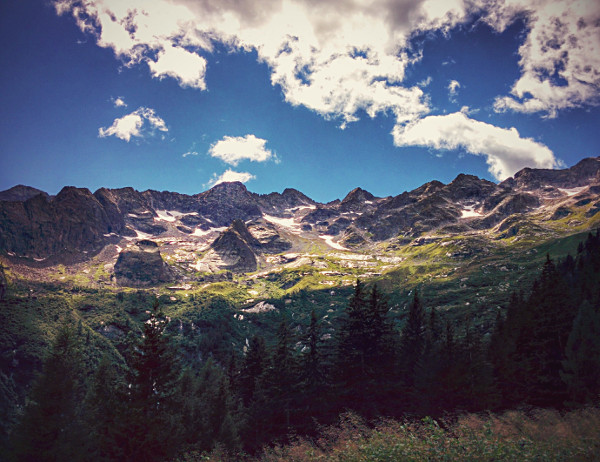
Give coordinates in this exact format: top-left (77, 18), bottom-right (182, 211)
top-left (114, 240), bottom-right (173, 287)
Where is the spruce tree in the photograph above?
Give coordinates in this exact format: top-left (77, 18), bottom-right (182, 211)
top-left (399, 290), bottom-right (426, 387)
top-left (124, 300), bottom-right (182, 462)
top-left (515, 255), bottom-right (575, 406)
top-left (12, 325), bottom-right (88, 462)
top-left (299, 310), bottom-right (329, 428)
top-left (561, 300), bottom-right (600, 405)
top-left (85, 355), bottom-right (128, 462)
top-left (334, 280), bottom-right (369, 408)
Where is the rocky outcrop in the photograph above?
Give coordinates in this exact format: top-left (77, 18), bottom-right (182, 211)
top-left (248, 224), bottom-right (292, 254)
top-left (257, 188), bottom-right (316, 215)
top-left (339, 187), bottom-right (377, 212)
top-left (2, 158), bottom-right (600, 263)
top-left (114, 240), bottom-right (173, 287)
top-left (195, 182), bottom-right (262, 227)
top-left (502, 157), bottom-right (600, 191)
top-left (0, 186), bottom-right (115, 258)
top-left (208, 220), bottom-right (258, 272)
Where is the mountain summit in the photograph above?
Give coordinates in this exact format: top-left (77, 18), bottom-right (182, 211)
top-left (1, 157), bottom-right (600, 283)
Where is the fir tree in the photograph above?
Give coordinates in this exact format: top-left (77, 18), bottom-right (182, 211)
top-left (561, 300), bottom-right (600, 405)
top-left (515, 255), bottom-right (575, 406)
top-left (399, 290), bottom-right (427, 387)
top-left (12, 325), bottom-right (88, 462)
top-left (85, 355), bottom-right (128, 462)
top-left (124, 300), bottom-right (182, 462)
top-left (299, 309), bottom-right (329, 428)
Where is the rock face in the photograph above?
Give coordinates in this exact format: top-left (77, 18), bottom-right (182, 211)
top-left (0, 186), bottom-right (117, 258)
top-left (208, 220), bottom-right (258, 273)
top-left (1, 156), bottom-right (600, 266)
top-left (114, 240), bottom-right (173, 287)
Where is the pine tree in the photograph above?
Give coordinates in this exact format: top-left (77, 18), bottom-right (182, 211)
top-left (514, 255), bottom-right (576, 406)
top-left (299, 310), bottom-right (329, 428)
top-left (399, 290), bottom-right (427, 387)
top-left (85, 355), bottom-right (127, 462)
top-left (269, 320), bottom-right (297, 430)
top-left (333, 279), bottom-right (369, 409)
top-left (124, 299), bottom-right (182, 462)
top-left (12, 325), bottom-right (88, 462)
top-left (561, 300), bottom-right (600, 405)
top-left (238, 335), bottom-right (268, 407)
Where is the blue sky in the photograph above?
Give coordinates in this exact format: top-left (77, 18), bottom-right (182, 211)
top-left (1, 0), bottom-right (599, 202)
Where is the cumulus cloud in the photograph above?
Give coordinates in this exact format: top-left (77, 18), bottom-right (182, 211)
top-left (208, 135), bottom-right (274, 166)
top-left (392, 112), bottom-right (559, 180)
top-left (485, 0), bottom-right (600, 117)
top-left (53, 0), bottom-right (471, 127)
top-left (147, 45), bottom-right (207, 89)
top-left (182, 150), bottom-right (198, 158)
top-left (55, 0), bottom-right (600, 172)
top-left (207, 169), bottom-right (256, 187)
top-left (112, 96), bottom-right (127, 107)
top-left (98, 107), bottom-right (168, 142)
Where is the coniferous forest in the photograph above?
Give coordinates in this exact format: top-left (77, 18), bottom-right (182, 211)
top-left (4, 232), bottom-right (600, 461)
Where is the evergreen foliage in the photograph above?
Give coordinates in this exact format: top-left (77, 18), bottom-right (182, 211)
top-left (12, 325), bottom-right (88, 462)
top-left (6, 232), bottom-right (600, 459)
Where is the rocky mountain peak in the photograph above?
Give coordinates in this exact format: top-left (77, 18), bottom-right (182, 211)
top-left (445, 174), bottom-right (497, 201)
top-left (341, 187), bottom-right (376, 205)
top-left (210, 220), bottom-right (258, 272)
top-left (0, 185), bottom-right (49, 202)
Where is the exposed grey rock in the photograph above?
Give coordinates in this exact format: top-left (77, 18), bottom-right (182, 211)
top-left (210, 220), bottom-right (258, 272)
top-left (114, 240), bottom-right (173, 287)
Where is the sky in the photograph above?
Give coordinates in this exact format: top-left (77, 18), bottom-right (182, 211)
top-left (1, 0), bottom-right (599, 203)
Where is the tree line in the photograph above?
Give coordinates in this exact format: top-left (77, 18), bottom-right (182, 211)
top-left (6, 231), bottom-right (600, 461)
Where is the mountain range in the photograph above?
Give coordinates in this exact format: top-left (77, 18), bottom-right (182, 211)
top-left (1, 157), bottom-right (600, 291)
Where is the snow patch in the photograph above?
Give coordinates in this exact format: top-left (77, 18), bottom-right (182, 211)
top-left (319, 235), bottom-right (349, 251)
top-left (155, 210), bottom-right (199, 222)
top-left (134, 229), bottom-right (153, 239)
top-left (192, 226), bottom-right (226, 237)
top-left (460, 205), bottom-right (483, 218)
top-left (127, 212), bottom-right (150, 218)
top-left (154, 210), bottom-right (176, 222)
top-left (263, 214), bottom-right (303, 234)
top-left (285, 205), bottom-right (316, 212)
top-left (558, 186), bottom-right (587, 196)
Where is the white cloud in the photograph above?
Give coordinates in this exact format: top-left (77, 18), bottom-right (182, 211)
top-left (147, 45), bottom-right (207, 90)
top-left (485, 0), bottom-right (600, 117)
top-left (448, 80), bottom-right (460, 101)
top-left (112, 96), bottom-right (127, 107)
top-left (418, 76), bottom-right (433, 88)
top-left (208, 134), bottom-right (274, 166)
top-left (98, 107), bottom-right (168, 142)
top-left (53, 0), bottom-right (469, 127)
top-left (55, 0), bottom-right (600, 143)
top-left (182, 150), bottom-right (198, 158)
top-left (207, 169), bottom-right (256, 187)
top-left (392, 112), bottom-right (559, 180)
